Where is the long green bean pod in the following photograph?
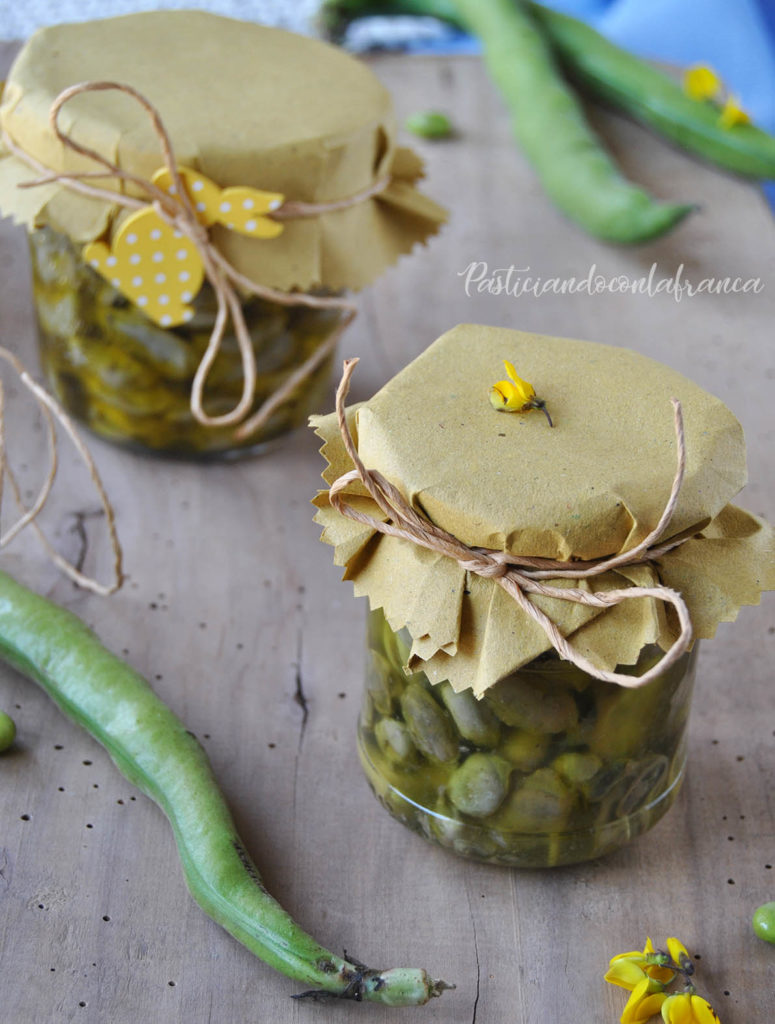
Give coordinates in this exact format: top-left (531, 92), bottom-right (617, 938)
top-left (526, 4), bottom-right (775, 180)
top-left (322, 0), bottom-right (775, 179)
top-left (322, 0), bottom-right (693, 242)
top-left (450, 0), bottom-right (693, 242)
top-left (0, 570), bottom-right (449, 1006)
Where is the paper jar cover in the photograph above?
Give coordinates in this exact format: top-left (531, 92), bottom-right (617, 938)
top-left (0, 11), bottom-right (446, 293)
top-left (312, 325), bottom-right (775, 695)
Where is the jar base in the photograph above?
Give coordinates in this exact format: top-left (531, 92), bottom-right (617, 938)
top-left (357, 728), bottom-right (686, 869)
top-left (71, 413), bottom-right (291, 462)
top-left (39, 356), bottom-right (334, 461)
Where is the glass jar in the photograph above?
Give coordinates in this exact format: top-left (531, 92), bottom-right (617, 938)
top-left (359, 607), bottom-right (698, 868)
top-left (29, 227), bottom-right (345, 458)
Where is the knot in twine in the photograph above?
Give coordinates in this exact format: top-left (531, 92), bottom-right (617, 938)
top-left (329, 359), bottom-right (694, 690)
top-left (2, 81), bottom-right (392, 439)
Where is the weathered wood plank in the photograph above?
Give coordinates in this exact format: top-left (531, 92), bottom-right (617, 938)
top-left (0, 48), bottom-right (772, 1024)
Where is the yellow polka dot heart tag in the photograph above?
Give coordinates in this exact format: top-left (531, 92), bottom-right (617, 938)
top-left (84, 208), bottom-right (204, 326)
top-left (83, 165), bottom-right (285, 327)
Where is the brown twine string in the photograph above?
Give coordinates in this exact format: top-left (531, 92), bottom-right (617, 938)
top-left (328, 358), bottom-right (694, 690)
top-left (0, 81), bottom-right (389, 438)
top-left (0, 347), bottom-right (122, 596)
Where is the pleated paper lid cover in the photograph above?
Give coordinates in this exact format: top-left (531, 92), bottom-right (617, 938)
top-left (0, 10), bottom-right (446, 292)
top-left (312, 325), bottom-right (774, 695)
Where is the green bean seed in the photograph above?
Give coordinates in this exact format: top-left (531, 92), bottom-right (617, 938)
top-left (499, 728), bottom-right (550, 771)
top-left (438, 681), bottom-right (501, 747)
top-left (493, 768), bottom-right (574, 833)
top-left (485, 673), bottom-right (578, 734)
top-left (447, 753), bottom-right (512, 818)
top-left (378, 618), bottom-right (413, 676)
top-left (590, 681), bottom-right (665, 759)
top-left (405, 111), bottom-right (455, 139)
top-left (367, 649), bottom-right (398, 716)
top-left (553, 751), bottom-right (601, 786)
top-left (0, 710), bottom-right (16, 751)
top-left (584, 760), bottom-right (631, 802)
top-left (375, 718), bottom-right (419, 766)
top-left (614, 755), bottom-right (669, 817)
top-left (0, 571), bottom-right (449, 1005)
top-left (400, 682), bottom-right (459, 763)
top-left (753, 903), bottom-right (775, 945)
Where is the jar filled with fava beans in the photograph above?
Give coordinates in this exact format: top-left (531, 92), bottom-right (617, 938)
top-left (312, 325), bottom-right (774, 867)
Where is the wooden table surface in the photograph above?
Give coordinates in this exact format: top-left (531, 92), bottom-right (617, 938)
top-left (0, 46), bottom-right (773, 1024)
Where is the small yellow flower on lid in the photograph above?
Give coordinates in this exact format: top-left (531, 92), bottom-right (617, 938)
top-left (489, 360), bottom-right (553, 426)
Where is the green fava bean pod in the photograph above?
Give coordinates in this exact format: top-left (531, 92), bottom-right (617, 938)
top-left (526, 3), bottom-right (775, 179)
top-left (323, 0), bottom-right (775, 179)
top-left (450, 0), bottom-right (693, 243)
top-left (323, 0), bottom-right (692, 241)
top-left (0, 572), bottom-right (449, 1006)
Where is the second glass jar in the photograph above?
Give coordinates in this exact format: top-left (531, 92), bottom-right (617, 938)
top-left (359, 607), bottom-right (697, 868)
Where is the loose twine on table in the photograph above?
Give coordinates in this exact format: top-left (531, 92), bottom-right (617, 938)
top-left (329, 359), bottom-right (695, 689)
top-left (0, 346), bottom-right (122, 596)
top-left (1, 81), bottom-right (391, 439)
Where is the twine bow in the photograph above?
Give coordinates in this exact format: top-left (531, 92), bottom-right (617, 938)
top-left (329, 359), bottom-right (694, 690)
top-left (1, 81), bottom-right (391, 439)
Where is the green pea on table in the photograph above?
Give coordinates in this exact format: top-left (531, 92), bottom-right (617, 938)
top-left (0, 710), bottom-right (16, 752)
top-left (753, 903), bottom-right (775, 944)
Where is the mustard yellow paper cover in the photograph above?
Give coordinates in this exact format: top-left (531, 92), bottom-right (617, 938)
top-left (312, 325), bottom-right (774, 695)
top-left (0, 11), bottom-right (446, 292)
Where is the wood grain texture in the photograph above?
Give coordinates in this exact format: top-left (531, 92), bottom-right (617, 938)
top-left (0, 47), bottom-right (773, 1024)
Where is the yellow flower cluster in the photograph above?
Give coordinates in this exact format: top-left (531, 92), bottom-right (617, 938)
top-left (605, 937), bottom-right (720, 1024)
top-left (683, 64), bottom-right (751, 129)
